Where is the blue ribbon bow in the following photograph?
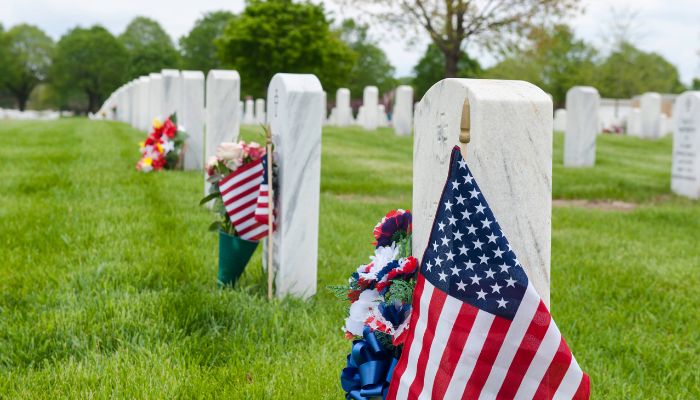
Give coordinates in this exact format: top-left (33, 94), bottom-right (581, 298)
top-left (341, 327), bottom-right (399, 400)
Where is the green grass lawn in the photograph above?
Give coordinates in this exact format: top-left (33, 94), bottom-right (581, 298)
top-left (0, 120), bottom-right (698, 398)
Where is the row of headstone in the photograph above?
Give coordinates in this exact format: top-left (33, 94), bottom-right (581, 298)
top-left (1, 109), bottom-right (62, 120)
top-left (97, 69), bottom-right (323, 300)
top-left (326, 85), bottom-right (414, 135)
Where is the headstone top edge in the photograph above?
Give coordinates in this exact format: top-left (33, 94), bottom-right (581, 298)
top-left (270, 73), bottom-right (323, 93)
top-left (423, 78), bottom-right (552, 106)
top-left (181, 70), bottom-right (205, 79)
top-left (207, 69), bottom-right (240, 80)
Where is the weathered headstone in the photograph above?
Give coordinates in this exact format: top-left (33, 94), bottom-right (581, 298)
top-left (553, 109), bottom-right (567, 132)
top-left (413, 78), bottom-right (552, 304)
top-left (564, 86), bottom-right (599, 167)
top-left (362, 86), bottom-right (379, 130)
top-left (393, 85), bottom-right (413, 136)
top-left (640, 92), bottom-right (662, 139)
top-left (161, 69), bottom-right (182, 119)
top-left (181, 70), bottom-right (205, 170)
top-left (255, 98), bottom-right (266, 124)
top-left (205, 70), bottom-right (240, 194)
top-left (148, 72), bottom-right (164, 121)
top-left (266, 73), bottom-right (323, 299)
top-left (336, 88), bottom-right (352, 126)
top-left (671, 91), bottom-right (700, 199)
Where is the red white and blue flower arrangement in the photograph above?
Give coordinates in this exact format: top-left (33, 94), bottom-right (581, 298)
top-left (330, 209), bottom-right (418, 399)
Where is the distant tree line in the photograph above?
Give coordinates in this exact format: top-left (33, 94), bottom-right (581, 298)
top-left (0, 0), bottom-right (697, 113)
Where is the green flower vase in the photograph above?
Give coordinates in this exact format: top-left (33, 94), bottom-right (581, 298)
top-left (218, 230), bottom-right (258, 287)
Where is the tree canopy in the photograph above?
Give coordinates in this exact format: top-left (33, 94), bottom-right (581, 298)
top-left (52, 25), bottom-right (129, 113)
top-left (179, 11), bottom-right (236, 73)
top-left (217, 0), bottom-right (355, 98)
top-left (337, 20), bottom-right (396, 98)
top-left (1, 24), bottom-right (54, 111)
top-left (119, 17), bottom-right (180, 80)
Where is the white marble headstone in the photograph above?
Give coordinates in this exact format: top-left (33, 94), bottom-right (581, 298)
top-left (393, 85), bottom-right (413, 136)
top-left (378, 104), bottom-right (389, 127)
top-left (627, 108), bottom-right (642, 136)
top-left (640, 92), bottom-right (662, 139)
top-left (553, 109), bottom-right (567, 132)
top-left (255, 98), bottom-right (266, 124)
top-left (243, 99), bottom-right (255, 125)
top-left (414, 78), bottom-right (552, 304)
top-left (148, 73), bottom-right (164, 121)
top-left (671, 91), bottom-right (700, 199)
top-left (335, 88), bottom-right (352, 126)
top-left (362, 86), bottom-right (379, 130)
top-left (161, 69), bottom-right (182, 120)
top-left (564, 86), bottom-right (599, 167)
top-left (138, 76), bottom-right (150, 130)
top-left (266, 73), bottom-right (323, 299)
top-left (205, 70), bottom-right (240, 194)
top-left (181, 70), bottom-right (205, 170)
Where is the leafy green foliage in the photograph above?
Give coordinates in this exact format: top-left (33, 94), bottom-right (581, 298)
top-left (179, 11), bottom-right (236, 73)
top-left (412, 44), bottom-right (482, 100)
top-left (1, 24), bottom-right (54, 110)
top-left (119, 17), bottom-right (180, 80)
top-left (337, 20), bottom-right (396, 98)
top-left (384, 279), bottom-right (415, 305)
top-left (484, 24), bottom-right (597, 108)
top-left (216, 0), bottom-right (354, 98)
top-left (51, 25), bottom-right (128, 113)
top-left (595, 42), bottom-right (686, 99)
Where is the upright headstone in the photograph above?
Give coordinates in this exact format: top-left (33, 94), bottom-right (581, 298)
top-left (205, 70), bottom-right (240, 194)
top-left (138, 76), bottom-right (150, 130)
top-left (627, 108), bottom-right (642, 136)
top-left (564, 86), bottom-right (599, 167)
top-left (243, 99), bottom-right (255, 125)
top-left (255, 98), bottom-right (266, 124)
top-left (362, 86), bottom-right (379, 130)
top-left (181, 70), bottom-right (205, 170)
top-left (378, 104), bottom-right (389, 127)
top-left (553, 109), bottom-right (567, 132)
top-left (640, 92), bottom-right (662, 139)
top-left (161, 69), bottom-right (182, 119)
top-left (336, 88), bottom-right (352, 126)
top-left (266, 73), bottom-right (323, 299)
top-left (671, 91), bottom-right (700, 199)
top-left (149, 73), bottom-right (164, 121)
top-left (321, 91), bottom-right (328, 124)
top-left (414, 78), bottom-right (552, 303)
top-left (393, 85), bottom-right (413, 136)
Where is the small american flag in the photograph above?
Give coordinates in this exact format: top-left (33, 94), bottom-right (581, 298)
top-left (387, 146), bottom-right (589, 399)
top-left (218, 154), bottom-right (272, 241)
top-left (254, 154), bottom-right (274, 226)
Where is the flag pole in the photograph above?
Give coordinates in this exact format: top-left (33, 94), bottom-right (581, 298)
top-left (266, 125), bottom-right (274, 300)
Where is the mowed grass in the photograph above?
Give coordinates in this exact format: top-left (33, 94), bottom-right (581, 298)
top-left (0, 120), bottom-right (697, 398)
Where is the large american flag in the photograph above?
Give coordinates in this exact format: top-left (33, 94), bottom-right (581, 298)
top-left (218, 155), bottom-right (272, 241)
top-left (387, 146), bottom-right (589, 399)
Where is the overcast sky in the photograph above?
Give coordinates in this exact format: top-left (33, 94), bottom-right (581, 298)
top-left (1, 0), bottom-right (698, 84)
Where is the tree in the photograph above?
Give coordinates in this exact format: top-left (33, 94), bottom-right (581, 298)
top-left (217, 0), bottom-right (355, 98)
top-left (52, 26), bottom-right (129, 113)
top-left (119, 17), bottom-right (179, 80)
top-left (336, 0), bottom-right (578, 78)
top-left (412, 43), bottom-right (481, 99)
top-left (179, 11), bottom-right (236, 73)
top-left (484, 24), bottom-right (596, 107)
top-left (338, 20), bottom-right (396, 97)
top-left (595, 42), bottom-right (685, 98)
top-left (2, 24), bottom-right (53, 111)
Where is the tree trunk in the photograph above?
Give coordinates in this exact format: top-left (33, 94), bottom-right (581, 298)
top-left (17, 94), bottom-right (28, 112)
top-left (444, 48), bottom-right (460, 78)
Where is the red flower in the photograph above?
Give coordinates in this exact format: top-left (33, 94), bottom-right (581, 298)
top-left (162, 118), bottom-right (177, 139)
top-left (373, 209), bottom-right (412, 247)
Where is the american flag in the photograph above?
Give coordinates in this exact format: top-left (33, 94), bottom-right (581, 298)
top-left (386, 146), bottom-right (589, 400)
top-left (218, 154), bottom-right (272, 241)
top-left (254, 154), bottom-right (274, 226)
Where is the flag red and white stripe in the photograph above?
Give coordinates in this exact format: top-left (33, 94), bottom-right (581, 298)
top-left (386, 275), bottom-right (589, 399)
top-left (254, 155), bottom-right (274, 225)
top-left (218, 157), bottom-right (271, 241)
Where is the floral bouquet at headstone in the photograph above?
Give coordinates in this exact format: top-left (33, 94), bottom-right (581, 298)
top-left (330, 209), bottom-right (418, 398)
top-left (135, 113), bottom-right (188, 172)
